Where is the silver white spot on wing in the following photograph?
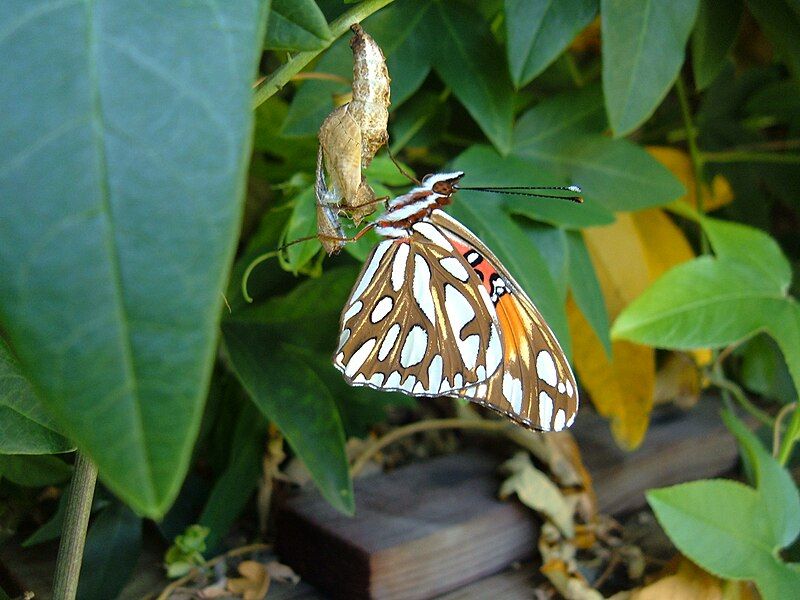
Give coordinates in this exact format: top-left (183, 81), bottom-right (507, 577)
top-left (401, 375), bottom-right (417, 392)
top-left (400, 325), bottom-right (428, 368)
top-left (345, 338), bottom-right (377, 378)
top-left (378, 323), bottom-right (401, 361)
top-left (427, 354), bottom-right (443, 393)
top-left (567, 412), bottom-right (576, 427)
top-left (565, 380), bottom-right (574, 398)
top-left (557, 381), bottom-right (566, 394)
top-left (453, 373), bottom-right (463, 388)
top-left (536, 350), bottom-right (558, 387)
top-left (413, 380), bottom-right (426, 394)
top-left (502, 373), bottom-right (523, 413)
top-left (371, 296), bottom-right (394, 323)
top-left (337, 328), bottom-right (350, 351)
top-left (391, 242), bottom-right (409, 292)
top-left (553, 409), bottom-right (566, 432)
top-left (385, 371), bottom-right (402, 388)
top-left (538, 391), bottom-right (554, 430)
top-left (412, 255), bottom-right (436, 324)
top-left (439, 256), bottom-right (470, 281)
top-left (343, 301), bottom-right (363, 323)
top-left (369, 372), bottom-right (385, 387)
top-left (485, 324), bottom-right (503, 377)
top-left (444, 284), bottom-right (477, 367)
top-left (350, 240), bottom-right (392, 303)
top-left (412, 222), bottom-right (454, 251)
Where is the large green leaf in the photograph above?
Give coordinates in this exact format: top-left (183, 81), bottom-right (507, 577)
top-left (265, 0), bottom-right (331, 51)
top-left (691, 0), bottom-right (743, 90)
top-left (602, 0), bottom-right (700, 135)
top-left (505, 0), bottom-right (598, 87)
top-left (612, 257), bottom-right (800, 394)
top-left (511, 89), bottom-right (684, 212)
top-left (222, 323), bottom-right (353, 514)
top-left (0, 338), bottom-right (71, 454)
top-left (0, 1), bottom-right (269, 516)
top-left (747, 0), bottom-right (800, 80)
top-left (0, 454), bottom-right (72, 487)
top-left (76, 502), bottom-right (142, 600)
top-left (430, 2), bottom-right (515, 153)
top-left (648, 481), bottom-right (800, 600)
top-left (723, 411), bottom-right (800, 549)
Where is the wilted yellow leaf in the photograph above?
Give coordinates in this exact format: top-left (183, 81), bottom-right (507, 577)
top-left (227, 560), bottom-right (270, 600)
top-left (624, 556), bottom-right (760, 600)
top-left (647, 146), bottom-right (733, 211)
top-left (654, 352), bottom-right (702, 408)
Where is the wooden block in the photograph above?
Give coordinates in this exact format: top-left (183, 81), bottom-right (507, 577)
top-left (276, 400), bottom-right (740, 600)
top-left (276, 451), bottom-right (538, 600)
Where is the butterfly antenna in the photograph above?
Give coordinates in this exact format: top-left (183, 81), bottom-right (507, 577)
top-left (456, 184), bottom-right (583, 203)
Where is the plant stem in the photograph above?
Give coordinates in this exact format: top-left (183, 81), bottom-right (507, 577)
top-left (701, 150), bottom-right (800, 164)
top-left (252, 0), bottom-right (396, 108)
top-left (52, 453), bottom-right (98, 600)
top-left (709, 373), bottom-right (774, 427)
top-left (349, 418), bottom-right (512, 477)
top-left (675, 74), bottom-right (709, 254)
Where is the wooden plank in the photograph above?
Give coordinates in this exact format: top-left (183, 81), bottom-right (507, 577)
top-left (275, 400), bottom-right (740, 600)
top-left (276, 451), bottom-right (537, 600)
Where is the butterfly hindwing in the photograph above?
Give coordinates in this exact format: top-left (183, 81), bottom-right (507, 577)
top-left (334, 228), bottom-right (503, 396)
top-left (429, 210), bottom-right (579, 431)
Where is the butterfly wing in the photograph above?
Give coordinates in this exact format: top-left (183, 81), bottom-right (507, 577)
top-left (334, 224), bottom-right (503, 396)
top-left (429, 210), bottom-right (579, 431)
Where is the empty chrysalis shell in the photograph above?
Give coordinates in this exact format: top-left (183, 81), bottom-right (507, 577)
top-left (318, 23), bottom-right (390, 225)
top-left (314, 146), bottom-right (347, 255)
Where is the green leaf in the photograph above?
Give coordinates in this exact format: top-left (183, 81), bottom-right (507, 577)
top-left (511, 89), bottom-right (684, 212)
top-left (0, 338), bottom-right (71, 454)
top-left (454, 145), bottom-right (613, 228)
top-left (281, 185), bottom-right (324, 274)
top-left (738, 334), bottom-right (798, 405)
top-left (505, 0), bottom-right (598, 87)
top-left (265, 0), bottom-right (331, 51)
top-left (700, 214), bottom-right (792, 292)
top-left (612, 256), bottom-right (800, 394)
top-left (199, 402), bottom-right (266, 551)
top-left (77, 502), bottom-right (142, 600)
top-left (691, 0), bottom-right (743, 89)
top-left (222, 323), bottom-right (353, 514)
top-left (0, 454), bottom-right (72, 487)
top-left (602, 0), bottom-right (700, 135)
top-left (430, 3), bottom-right (515, 153)
top-left (648, 481), bottom-right (800, 599)
top-left (722, 411), bottom-right (800, 549)
top-left (747, 0), bottom-right (800, 80)
top-left (567, 231), bottom-right (611, 356)
top-left (448, 195), bottom-right (571, 357)
top-left (0, 1), bottom-right (269, 517)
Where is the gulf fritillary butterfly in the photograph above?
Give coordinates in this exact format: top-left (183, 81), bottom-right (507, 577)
top-left (333, 172), bottom-right (580, 431)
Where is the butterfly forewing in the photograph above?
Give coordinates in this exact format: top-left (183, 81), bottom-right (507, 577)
top-left (429, 210), bottom-right (579, 431)
top-left (334, 227), bottom-right (503, 396)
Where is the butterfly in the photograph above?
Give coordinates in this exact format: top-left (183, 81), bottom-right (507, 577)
top-left (332, 172), bottom-right (580, 431)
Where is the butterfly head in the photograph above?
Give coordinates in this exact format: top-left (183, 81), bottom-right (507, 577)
top-left (421, 171), bottom-right (465, 196)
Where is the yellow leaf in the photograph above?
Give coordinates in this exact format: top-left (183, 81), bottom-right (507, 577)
top-left (654, 352), bottom-right (702, 408)
top-left (227, 560), bottom-right (270, 600)
top-left (569, 296), bottom-right (654, 449)
top-left (574, 210), bottom-right (698, 448)
top-left (647, 146), bottom-right (733, 211)
top-left (628, 557), bottom-right (759, 600)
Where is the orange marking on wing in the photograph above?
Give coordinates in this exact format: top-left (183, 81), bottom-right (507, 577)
top-left (496, 294), bottom-right (528, 361)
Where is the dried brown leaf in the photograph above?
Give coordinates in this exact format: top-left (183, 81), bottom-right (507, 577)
top-left (226, 560), bottom-right (270, 600)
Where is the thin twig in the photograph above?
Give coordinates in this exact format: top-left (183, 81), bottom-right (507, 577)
top-left (702, 150), bottom-right (800, 164)
top-left (708, 374), bottom-right (774, 427)
top-left (156, 543), bottom-right (272, 600)
top-left (290, 71), bottom-right (351, 85)
top-left (777, 403), bottom-right (800, 464)
top-left (349, 418), bottom-right (512, 477)
top-left (52, 453), bottom-right (98, 600)
top-left (253, 0), bottom-right (395, 108)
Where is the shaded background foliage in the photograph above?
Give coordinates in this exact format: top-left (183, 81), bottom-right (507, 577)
top-left (1, 0), bottom-right (799, 597)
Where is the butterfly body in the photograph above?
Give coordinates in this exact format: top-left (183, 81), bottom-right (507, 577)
top-left (334, 172), bottom-right (578, 431)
